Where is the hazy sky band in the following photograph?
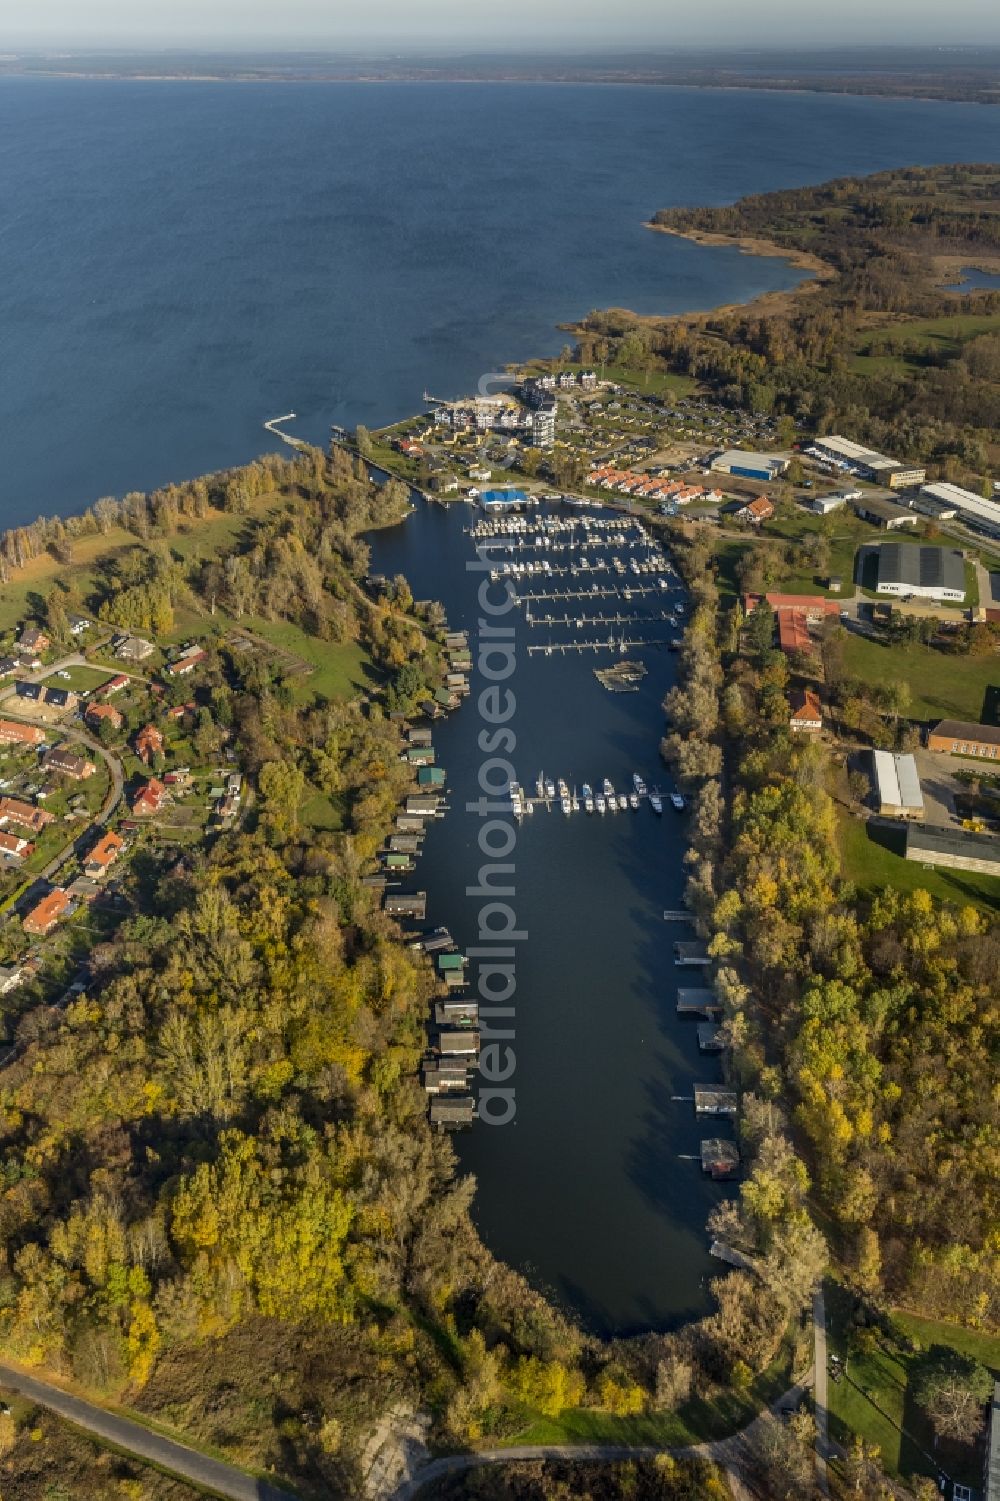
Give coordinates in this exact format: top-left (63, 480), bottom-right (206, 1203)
top-left (4, 0), bottom-right (1000, 47)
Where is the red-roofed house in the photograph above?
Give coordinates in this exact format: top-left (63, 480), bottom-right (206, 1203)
top-left (134, 724), bottom-right (165, 765)
top-left (790, 688), bottom-right (824, 733)
top-left (0, 719), bottom-right (46, 747)
top-left (84, 830), bottom-right (125, 878)
top-left (85, 703), bottom-right (124, 732)
top-left (132, 778), bottom-right (166, 817)
top-left (23, 887), bottom-right (71, 937)
top-left (101, 674), bottom-right (129, 697)
top-left (0, 831), bottom-right (33, 858)
top-left (735, 496), bottom-right (775, 524)
top-left (165, 645), bottom-right (208, 677)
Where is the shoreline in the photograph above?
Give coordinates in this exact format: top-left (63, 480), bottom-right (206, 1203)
top-left (644, 221), bottom-right (833, 280)
top-left (0, 71), bottom-right (996, 107)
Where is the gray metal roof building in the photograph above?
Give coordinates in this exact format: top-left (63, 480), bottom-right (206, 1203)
top-left (906, 823), bottom-right (1000, 875)
top-left (875, 542), bottom-right (966, 603)
top-left (871, 751), bottom-right (925, 819)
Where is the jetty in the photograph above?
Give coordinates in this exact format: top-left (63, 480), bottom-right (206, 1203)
top-left (263, 413), bottom-right (309, 452)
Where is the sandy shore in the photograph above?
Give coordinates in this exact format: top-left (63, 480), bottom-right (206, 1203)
top-left (645, 222), bottom-right (834, 280)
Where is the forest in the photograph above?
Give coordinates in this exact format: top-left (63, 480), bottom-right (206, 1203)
top-left (571, 164), bottom-right (1000, 485)
top-left (711, 586), bottom-right (998, 1331)
top-left (0, 450), bottom-right (833, 1500)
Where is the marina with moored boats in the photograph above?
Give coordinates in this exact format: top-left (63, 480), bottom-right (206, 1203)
top-left (366, 488), bottom-right (737, 1333)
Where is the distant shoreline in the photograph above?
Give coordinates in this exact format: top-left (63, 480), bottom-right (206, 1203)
top-left (0, 68), bottom-right (996, 106)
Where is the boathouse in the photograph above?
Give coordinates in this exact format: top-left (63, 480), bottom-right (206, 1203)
top-left (421, 1059), bottom-right (469, 1093)
top-left (429, 1095), bottom-right (475, 1129)
top-left (674, 941), bottom-right (712, 968)
top-left (438, 1030), bottom-right (480, 1056)
top-left (701, 1139), bottom-right (740, 1180)
top-left (407, 727), bottom-right (433, 747)
top-left (697, 1023), bottom-right (725, 1053)
top-left (406, 795), bottom-right (440, 816)
top-left (389, 834), bottom-right (422, 854)
top-left (694, 1084), bottom-right (738, 1116)
top-left (434, 1000), bottom-right (478, 1027)
top-left (676, 989), bottom-right (722, 1017)
top-left (383, 892), bottom-right (427, 920)
top-left (417, 766), bottom-right (446, 788)
top-left (396, 814), bottom-right (426, 833)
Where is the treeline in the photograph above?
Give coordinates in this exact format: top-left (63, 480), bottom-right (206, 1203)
top-left (574, 165), bottom-right (1000, 482)
top-left (715, 617), bottom-right (999, 1329)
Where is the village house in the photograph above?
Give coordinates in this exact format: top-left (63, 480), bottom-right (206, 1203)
top-left (101, 674), bottom-right (130, 697)
top-left (0, 719), bottom-right (46, 747)
top-left (85, 703), bottom-right (124, 733)
top-left (789, 688), bottom-right (823, 734)
top-left (43, 747), bottom-right (97, 781)
top-left (22, 887), bottom-right (71, 937)
top-left (735, 496), bottom-right (775, 525)
top-left (165, 643), bottom-right (208, 677)
top-left (132, 777), bottom-right (166, 817)
top-left (115, 634), bottom-right (155, 663)
top-left (84, 830), bottom-right (125, 879)
top-left (0, 831), bottom-right (33, 859)
top-left (134, 723), bottom-right (165, 764)
top-left (17, 625), bottom-right (50, 655)
top-left (0, 797), bottom-right (55, 833)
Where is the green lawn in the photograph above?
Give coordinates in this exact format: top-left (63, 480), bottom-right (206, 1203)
top-left (237, 619), bottom-right (372, 704)
top-left (841, 634), bottom-right (998, 722)
top-left (299, 788), bottom-right (343, 832)
top-left (0, 496), bottom-right (284, 636)
top-left (507, 1336), bottom-right (795, 1449)
top-left (825, 1281), bottom-right (997, 1488)
top-left (836, 806), bottom-right (1000, 913)
top-left (41, 665), bottom-right (115, 693)
top-left (850, 309), bottom-right (1000, 376)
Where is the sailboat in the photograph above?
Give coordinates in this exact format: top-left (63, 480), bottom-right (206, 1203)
top-left (571, 786), bottom-right (580, 812)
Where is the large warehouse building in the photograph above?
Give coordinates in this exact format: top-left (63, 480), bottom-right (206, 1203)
top-left (710, 449), bottom-right (788, 482)
top-left (919, 482), bottom-right (1000, 543)
top-left (811, 436), bottom-right (925, 489)
top-left (875, 542), bottom-right (966, 604)
top-left (871, 750), bottom-right (924, 819)
top-left (905, 824), bottom-right (1000, 876)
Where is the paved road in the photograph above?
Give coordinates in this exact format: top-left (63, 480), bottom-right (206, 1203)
top-left (0, 1363), bottom-right (298, 1501)
top-left (813, 1287), bottom-right (830, 1496)
top-left (386, 1380), bottom-right (812, 1501)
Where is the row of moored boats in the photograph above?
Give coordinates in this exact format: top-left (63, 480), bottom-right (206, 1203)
top-left (510, 772), bottom-right (685, 818)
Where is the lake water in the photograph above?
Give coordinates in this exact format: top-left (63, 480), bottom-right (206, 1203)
top-left (4, 78), bottom-right (1000, 1330)
top-left (2, 81), bottom-right (1000, 526)
top-left (944, 267), bottom-right (1000, 291)
top-left (369, 499), bottom-right (717, 1333)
